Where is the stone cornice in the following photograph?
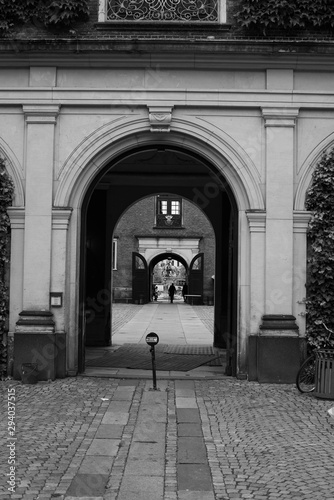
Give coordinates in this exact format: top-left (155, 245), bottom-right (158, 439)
top-left (1, 89), bottom-right (333, 110)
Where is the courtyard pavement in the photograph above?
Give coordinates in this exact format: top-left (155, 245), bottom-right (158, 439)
top-left (1, 303), bottom-right (334, 500)
top-left (85, 302), bottom-right (224, 379)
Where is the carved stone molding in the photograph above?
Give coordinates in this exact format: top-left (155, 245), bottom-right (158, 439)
top-left (7, 207), bottom-right (25, 230)
top-left (148, 106), bottom-right (173, 132)
top-left (246, 210), bottom-right (266, 233)
top-left (23, 104), bottom-right (60, 125)
top-left (259, 314), bottom-right (299, 337)
top-left (261, 107), bottom-right (299, 128)
top-left (52, 208), bottom-right (73, 230)
top-left (293, 210), bottom-right (312, 233)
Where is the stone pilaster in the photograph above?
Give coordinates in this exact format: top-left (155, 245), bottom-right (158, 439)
top-left (261, 107), bottom-right (299, 326)
top-left (50, 208), bottom-right (73, 378)
top-left (22, 104), bottom-right (60, 310)
top-left (51, 208), bottom-right (72, 330)
top-left (252, 108), bottom-right (301, 383)
top-left (6, 208), bottom-right (25, 376)
top-left (293, 211), bottom-right (312, 337)
top-left (13, 105), bottom-right (60, 381)
top-left (7, 208), bottom-right (25, 332)
top-left (246, 210), bottom-right (266, 333)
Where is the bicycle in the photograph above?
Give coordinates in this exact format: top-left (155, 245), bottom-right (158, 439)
top-left (296, 322), bottom-right (334, 393)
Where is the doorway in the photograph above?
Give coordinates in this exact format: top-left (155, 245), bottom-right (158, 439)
top-left (151, 254), bottom-right (188, 303)
top-left (80, 146), bottom-right (238, 373)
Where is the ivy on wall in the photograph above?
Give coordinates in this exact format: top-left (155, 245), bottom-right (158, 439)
top-left (0, 158), bottom-right (14, 377)
top-left (0, 0), bottom-right (89, 34)
top-left (305, 148), bottom-right (334, 349)
top-left (234, 0), bottom-right (334, 36)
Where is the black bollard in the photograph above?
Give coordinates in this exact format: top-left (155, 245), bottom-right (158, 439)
top-left (145, 332), bottom-right (160, 391)
top-left (150, 345), bottom-right (157, 390)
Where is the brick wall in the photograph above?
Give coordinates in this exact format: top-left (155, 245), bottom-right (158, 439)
top-left (113, 196), bottom-right (215, 302)
top-left (5, 0), bottom-right (332, 43)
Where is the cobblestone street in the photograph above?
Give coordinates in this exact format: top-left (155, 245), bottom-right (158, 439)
top-left (111, 304), bottom-right (145, 335)
top-left (193, 306), bottom-right (215, 334)
top-left (1, 376), bottom-right (334, 500)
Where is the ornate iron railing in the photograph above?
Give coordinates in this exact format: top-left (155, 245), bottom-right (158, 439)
top-left (156, 214), bottom-right (182, 227)
top-left (106, 0), bottom-right (219, 22)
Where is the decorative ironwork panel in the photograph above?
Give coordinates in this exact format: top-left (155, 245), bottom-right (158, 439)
top-left (156, 214), bottom-right (182, 227)
top-left (107, 0), bottom-right (218, 22)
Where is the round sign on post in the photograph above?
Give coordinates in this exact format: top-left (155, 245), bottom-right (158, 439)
top-left (145, 332), bottom-right (159, 346)
top-left (146, 332), bottom-right (159, 391)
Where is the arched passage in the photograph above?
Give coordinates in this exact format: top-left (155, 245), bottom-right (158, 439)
top-left (149, 252), bottom-right (188, 300)
top-left (150, 253), bottom-right (188, 284)
top-left (80, 145), bottom-right (238, 372)
top-left (112, 192), bottom-right (215, 306)
top-left (56, 123), bottom-right (263, 379)
top-left (149, 252), bottom-right (189, 302)
top-left (150, 252), bottom-right (189, 271)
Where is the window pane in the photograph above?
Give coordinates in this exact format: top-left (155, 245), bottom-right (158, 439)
top-left (135, 256), bottom-right (145, 269)
top-left (171, 201), bottom-right (180, 214)
top-left (192, 256), bottom-right (202, 270)
top-left (160, 200), bottom-right (168, 214)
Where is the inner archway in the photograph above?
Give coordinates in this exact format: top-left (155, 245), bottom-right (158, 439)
top-left (80, 145), bottom-right (238, 372)
top-left (152, 255), bottom-right (188, 302)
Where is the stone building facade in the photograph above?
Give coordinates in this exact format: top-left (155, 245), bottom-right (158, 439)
top-left (111, 196), bottom-right (215, 303)
top-left (2, 0), bottom-right (333, 381)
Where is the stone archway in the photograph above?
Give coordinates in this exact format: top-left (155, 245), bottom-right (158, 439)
top-left (56, 121), bottom-right (262, 378)
top-left (293, 139), bottom-right (334, 339)
top-left (149, 252), bottom-right (189, 303)
top-left (140, 240), bottom-right (199, 268)
top-left (80, 144), bottom-right (238, 373)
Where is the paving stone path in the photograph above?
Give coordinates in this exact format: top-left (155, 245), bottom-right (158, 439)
top-left (1, 377), bottom-right (334, 499)
top-left (111, 303), bottom-right (214, 337)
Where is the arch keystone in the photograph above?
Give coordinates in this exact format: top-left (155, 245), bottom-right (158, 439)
top-left (148, 106), bottom-right (173, 132)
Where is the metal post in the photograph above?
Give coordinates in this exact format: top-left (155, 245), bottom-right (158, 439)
top-left (146, 332), bottom-right (160, 391)
top-left (150, 345), bottom-right (157, 390)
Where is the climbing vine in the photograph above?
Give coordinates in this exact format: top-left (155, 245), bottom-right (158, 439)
top-left (0, 0), bottom-right (89, 34)
top-left (234, 0), bottom-right (334, 36)
top-left (305, 148), bottom-right (334, 349)
top-left (0, 157), bottom-right (14, 377)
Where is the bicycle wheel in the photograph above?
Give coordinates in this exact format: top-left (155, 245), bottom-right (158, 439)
top-left (296, 355), bottom-right (316, 393)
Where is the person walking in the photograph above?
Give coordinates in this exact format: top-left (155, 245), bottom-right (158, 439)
top-left (168, 283), bottom-right (176, 303)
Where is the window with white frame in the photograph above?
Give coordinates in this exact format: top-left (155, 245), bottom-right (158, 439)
top-left (98, 0), bottom-right (226, 23)
top-left (155, 195), bottom-right (182, 228)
